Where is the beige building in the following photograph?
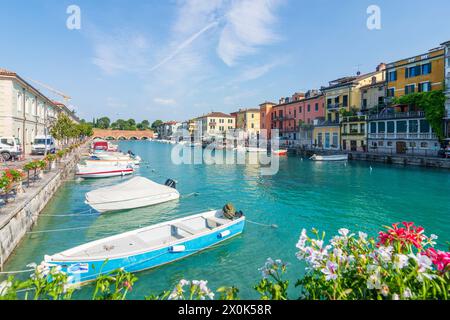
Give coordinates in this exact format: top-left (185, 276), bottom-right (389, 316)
top-left (197, 112), bottom-right (235, 138)
top-left (0, 68), bottom-right (79, 153)
top-left (231, 108), bottom-right (261, 138)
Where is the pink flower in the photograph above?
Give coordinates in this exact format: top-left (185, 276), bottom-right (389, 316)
top-left (423, 248), bottom-right (450, 272)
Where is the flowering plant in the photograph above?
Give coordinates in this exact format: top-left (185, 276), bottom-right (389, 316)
top-left (295, 223), bottom-right (449, 300)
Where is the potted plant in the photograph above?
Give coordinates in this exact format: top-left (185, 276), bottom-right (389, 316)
top-left (45, 154), bottom-right (57, 170)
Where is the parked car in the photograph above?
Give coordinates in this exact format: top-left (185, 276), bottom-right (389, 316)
top-left (0, 137), bottom-right (22, 161)
top-left (31, 135), bottom-right (56, 155)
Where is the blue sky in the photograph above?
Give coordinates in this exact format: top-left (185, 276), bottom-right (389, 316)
top-left (1, 0), bottom-right (449, 123)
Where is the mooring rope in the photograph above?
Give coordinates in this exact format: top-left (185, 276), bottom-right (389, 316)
top-left (0, 268), bottom-right (34, 275)
top-left (39, 208), bottom-right (95, 217)
top-left (246, 219), bottom-right (279, 229)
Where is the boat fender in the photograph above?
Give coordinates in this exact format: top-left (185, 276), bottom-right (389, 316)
top-left (218, 230), bottom-right (231, 239)
top-left (165, 179), bottom-right (177, 189)
top-left (170, 245), bottom-right (186, 253)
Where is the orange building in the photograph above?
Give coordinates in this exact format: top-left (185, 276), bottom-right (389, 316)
top-left (259, 101), bottom-right (276, 139)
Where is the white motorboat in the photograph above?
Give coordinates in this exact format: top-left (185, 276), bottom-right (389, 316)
top-left (85, 177), bottom-right (180, 213)
top-left (76, 164), bottom-right (134, 179)
top-left (310, 154), bottom-right (348, 161)
top-left (247, 147), bottom-right (267, 153)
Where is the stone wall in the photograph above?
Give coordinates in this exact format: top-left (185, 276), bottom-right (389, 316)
top-left (0, 152), bottom-right (80, 269)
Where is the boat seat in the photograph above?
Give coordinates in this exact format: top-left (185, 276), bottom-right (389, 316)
top-left (172, 223), bottom-right (197, 235)
top-left (206, 216), bottom-right (227, 228)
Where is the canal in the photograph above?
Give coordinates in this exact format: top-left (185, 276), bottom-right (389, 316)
top-left (3, 141), bottom-right (450, 299)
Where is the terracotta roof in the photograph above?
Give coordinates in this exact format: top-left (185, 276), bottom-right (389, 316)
top-left (203, 112), bottom-right (234, 118)
top-left (0, 68), bottom-right (17, 76)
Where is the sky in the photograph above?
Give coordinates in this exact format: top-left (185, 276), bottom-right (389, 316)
top-left (1, 0), bottom-right (449, 123)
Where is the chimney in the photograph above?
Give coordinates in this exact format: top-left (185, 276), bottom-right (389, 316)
top-left (376, 63), bottom-right (386, 72)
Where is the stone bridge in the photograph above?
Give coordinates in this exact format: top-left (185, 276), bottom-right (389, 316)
top-left (93, 129), bottom-right (154, 140)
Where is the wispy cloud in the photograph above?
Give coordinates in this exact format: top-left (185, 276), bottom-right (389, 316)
top-left (91, 32), bottom-right (151, 75)
top-left (153, 97), bottom-right (177, 106)
top-left (217, 0), bottom-right (283, 66)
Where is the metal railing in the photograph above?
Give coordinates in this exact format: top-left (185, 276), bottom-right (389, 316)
top-left (368, 111), bottom-right (425, 120)
top-left (368, 133), bottom-right (437, 140)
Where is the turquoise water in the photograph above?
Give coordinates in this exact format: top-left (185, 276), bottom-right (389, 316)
top-left (3, 141), bottom-right (450, 299)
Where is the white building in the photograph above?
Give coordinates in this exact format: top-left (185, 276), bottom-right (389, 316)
top-left (197, 112), bottom-right (235, 139)
top-left (0, 68), bottom-right (79, 153)
top-left (156, 121), bottom-right (182, 140)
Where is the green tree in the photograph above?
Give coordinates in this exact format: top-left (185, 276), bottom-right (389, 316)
top-left (50, 114), bottom-right (74, 147)
top-left (137, 120), bottom-right (150, 131)
top-left (96, 117), bottom-right (111, 129)
top-left (393, 90), bottom-right (446, 141)
top-left (151, 120), bottom-right (164, 130)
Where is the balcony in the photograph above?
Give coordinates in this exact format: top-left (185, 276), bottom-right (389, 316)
top-left (283, 127), bottom-right (299, 133)
top-left (368, 111), bottom-right (425, 121)
top-left (368, 133), bottom-right (437, 140)
top-left (342, 130), bottom-right (365, 136)
top-left (342, 115), bottom-right (367, 123)
top-left (327, 103), bottom-right (341, 110)
top-left (315, 120), bottom-right (340, 127)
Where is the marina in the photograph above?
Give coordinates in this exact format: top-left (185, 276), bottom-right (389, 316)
top-left (2, 140), bottom-right (449, 299)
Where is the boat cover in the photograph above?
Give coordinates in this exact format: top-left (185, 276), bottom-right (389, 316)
top-left (86, 177), bottom-right (178, 205)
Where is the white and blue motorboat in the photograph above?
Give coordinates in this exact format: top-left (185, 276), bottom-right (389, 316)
top-left (43, 209), bottom-right (245, 285)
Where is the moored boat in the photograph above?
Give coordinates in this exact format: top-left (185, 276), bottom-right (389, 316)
top-left (247, 147), bottom-right (267, 153)
top-left (85, 177), bottom-right (180, 213)
top-left (76, 164), bottom-right (134, 179)
top-left (310, 154), bottom-right (348, 161)
top-left (272, 149), bottom-right (288, 156)
top-left (43, 208), bottom-right (246, 285)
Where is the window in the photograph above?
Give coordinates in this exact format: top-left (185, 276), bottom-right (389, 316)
top-left (378, 96), bottom-right (384, 105)
top-left (251, 114), bottom-right (254, 119)
top-left (378, 122), bottom-right (386, 133)
top-left (307, 104), bottom-right (311, 112)
top-left (418, 82), bottom-right (431, 92)
top-left (362, 99), bottom-right (367, 108)
top-left (332, 133), bottom-right (338, 147)
top-left (343, 95), bottom-right (348, 107)
top-left (370, 122), bottom-right (377, 133)
top-left (387, 142), bottom-right (393, 147)
top-left (397, 121), bottom-right (407, 133)
top-left (315, 103), bottom-right (319, 111)
top-left (251, 123), bottom-right (254, 129)
top-left (421, 63), bottom-right (432, 75)
top-left (387, 121), bottom-right (395, 133)
top-left (410, 142), bottom-right (416, 148)
top-left (420, 142), bottom-right (428, 148)
top-left (420, 120), bottom-right (430, 133)
top-left (387, 88), bottom-right (395, 97)
top-left (378, 141), bottom-right (384, 147)
top-left (405, 84), bottom-right (415, 95)
top-left (318, 133), bottom-right (323, 146)
top-left (0, 138), bottom-right (14, 146)
top-left (360, 123), bottom-right (365, 134)
top-left (325, 133), bottom-right (330, 148)
top-left (299, 106), bottom-right (302, 113)
top-left (17, 93), bottom-right (22, 112)
top-left (388, 70), bottom-right (397, 82)
top-left (405, 65), bottom-right (421, 78)
top-left (409, 120), bottom-right (418, 133)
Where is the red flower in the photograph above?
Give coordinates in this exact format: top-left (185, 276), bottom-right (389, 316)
top-left (377, 222), bottom-right (426, 250)
top-left (423, 248), bottom-right (450, 272)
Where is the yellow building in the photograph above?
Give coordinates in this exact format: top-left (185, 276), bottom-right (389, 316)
top-left (313, 63), bottom-right (386, 150)
top-left (231, 108), bottom-right (261, 137)
top-left (385, 47), bottom-right (445, 102)
top-left (367, 45), bottom-right (445, 156)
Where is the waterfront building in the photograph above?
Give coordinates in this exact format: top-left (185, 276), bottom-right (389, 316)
top-left (259, 101), bottom-right (276, 139)
top-left (368, 45), bottom-right (445, 155)
top-left (196, 112), bottom-right (235, 139)
top-left (231, 108), bottom-right (261, 138)
top-left (156, 121), bottom-right (182, 140)
top-left (442, 40), bottom-right (450, 143)
top-left (314, 64), bottom-right (386, 150)
top-left (270, 90), bottom-right (325, 147)
top-left (0, 68), bottom-right (79, 153)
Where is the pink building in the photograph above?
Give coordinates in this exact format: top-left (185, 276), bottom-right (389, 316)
top-left (270, 90), bottom-right (325, 143)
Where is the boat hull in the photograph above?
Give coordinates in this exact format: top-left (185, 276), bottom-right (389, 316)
top-left (76, 168), bottom-right (134, 179)
top-left (87, 192), bottom-right (180, 213)
top-left (45, 219), bottom-right (245, 285)
top-left (311, 155), bottom-right (348, 161)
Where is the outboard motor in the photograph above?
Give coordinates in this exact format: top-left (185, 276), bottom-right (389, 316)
top-left (165, 179), bottom-right (177, 189)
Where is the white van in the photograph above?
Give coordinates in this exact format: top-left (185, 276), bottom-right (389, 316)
top-left (0, 137), bottom-right (22, 161)
top-left (31, 135), bottom-right (56, 155)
